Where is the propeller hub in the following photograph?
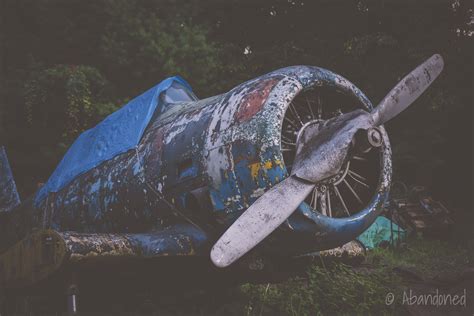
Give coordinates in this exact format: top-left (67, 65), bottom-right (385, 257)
top-left (353, 127), bottom-right (384, 154)
top-left (292, 110), bottom-right (373, 184)
top-left (367, 128), bottom-right (383, 148)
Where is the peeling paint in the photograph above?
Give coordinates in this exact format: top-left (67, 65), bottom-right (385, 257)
top-left (2, 65), bottom-right (394, 272)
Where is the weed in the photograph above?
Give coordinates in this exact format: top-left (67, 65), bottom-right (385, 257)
top-left (239, 237), bottom-right (471, 315)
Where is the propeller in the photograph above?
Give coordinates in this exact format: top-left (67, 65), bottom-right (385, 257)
top-left (210, 54), bottom-right (444, 268)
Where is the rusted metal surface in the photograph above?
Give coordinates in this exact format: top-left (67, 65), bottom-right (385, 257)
top-left (61, 224), bottom-right (208, 262)
top-left (234, 77), bottom-right (282, 122)
top-left (210, 107), bottom-right (385, 266)
top-left (211, 55), bottom-right (443, 266)
top-left (34, 67), bottom-right (380, 227)
top-left (1, 65), bottom-right (393, 263)
top-left (1, 55), bottom-right (446, 284)
top-left (317, 240), bottom-right (366, 260)
top-left (0, 224), bottom-right (208, 289)
top-left (61, 232), bottom-right (137, 261)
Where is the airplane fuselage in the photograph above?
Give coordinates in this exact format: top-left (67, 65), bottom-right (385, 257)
top-left (1, 66), bottom-right (392, 257)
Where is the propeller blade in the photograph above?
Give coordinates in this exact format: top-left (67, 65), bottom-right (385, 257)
top-left (211, 54), bottom-right (444, 268)
top-left (371, 54), bottom-right (444, 126)
top-left (210, 175), bottom-right (315, 268)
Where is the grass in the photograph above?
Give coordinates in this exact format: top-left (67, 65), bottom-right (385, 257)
top-left (240, 264), bottom-right (399, 315)
top-left (238, 237), bottom-right (472, 315)
top-left (3, 236), bottom-right (471, 315)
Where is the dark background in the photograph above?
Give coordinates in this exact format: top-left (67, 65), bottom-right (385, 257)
top-left (0, 0), bottom-right (472, 226)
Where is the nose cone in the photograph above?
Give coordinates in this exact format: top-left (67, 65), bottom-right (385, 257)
top-left (279, 126), bottom-right (391, 256)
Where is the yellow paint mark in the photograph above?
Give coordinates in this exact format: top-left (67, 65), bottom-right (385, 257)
top-left (249, 162), bottom-right (261, 179)
top-left (275, 159), bottom-right (283, 167)
top-left (264, 161), bottom-right (273, 169)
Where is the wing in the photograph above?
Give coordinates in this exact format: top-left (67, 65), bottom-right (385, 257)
top-left (0, 224), bottom-right (209, 289)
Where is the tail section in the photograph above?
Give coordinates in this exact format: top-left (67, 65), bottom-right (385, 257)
top-left (0, 146), bottom-right (20, 213)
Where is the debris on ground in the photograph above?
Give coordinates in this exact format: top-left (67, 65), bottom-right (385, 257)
top-left (389, 184), bottom-right (454, 237)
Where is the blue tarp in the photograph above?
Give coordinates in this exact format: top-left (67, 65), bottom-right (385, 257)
top-left (35, 76), bottom-right (192, 205)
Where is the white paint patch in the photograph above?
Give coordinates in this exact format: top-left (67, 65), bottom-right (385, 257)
top-left (250, 187), bottom-right (266, 199)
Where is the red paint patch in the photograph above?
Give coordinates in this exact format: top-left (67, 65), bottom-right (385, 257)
top-left (235, 77), bottom-right (281, 122)
top-left (154, 127), bottom-right (166, 151)
top-left (143, 126), bottom-right (167, 173)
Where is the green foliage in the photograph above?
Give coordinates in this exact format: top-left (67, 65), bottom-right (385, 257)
top-left (241, 263), bottom-right (400, 315)
top-left (238, 237), bottom-right (472, 315)
top-left (99, 0), bottom-right (225, 96)
top-left (23, 64), bottom-right (117, 145)
top-left (367, 237), bottom-right (471, 279)
top-left (344, 33), bottom-right (398, 59)
top-left (1, 0), bottom-right (472, 208)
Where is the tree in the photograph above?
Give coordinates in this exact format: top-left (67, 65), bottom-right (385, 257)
top-left (1, 0), bottom-right (471, 213)
top-left (24, 64), bottom-right (116, 146)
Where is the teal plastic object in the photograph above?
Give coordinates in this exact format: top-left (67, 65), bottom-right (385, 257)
top-left (357, 216), bottom-right (406, 249)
